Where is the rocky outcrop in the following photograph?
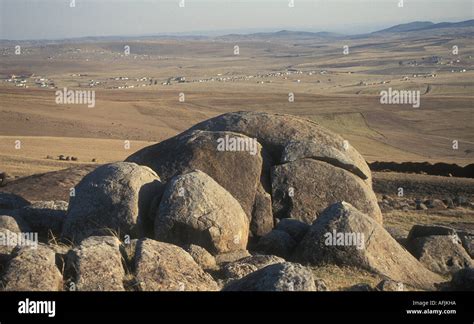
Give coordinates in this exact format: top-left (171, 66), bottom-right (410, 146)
top-left (407, 225), bottom-right (456, 241)
top-left (66, 236), bottom-right (125, 291)
top-left (405, 224), bottom-right (473, 275)
top-left (272, 159), bottom-right (382, 224)
top-left (223, 262), bottom-right (316, 291)
top-left (408, 235), bottom-right (473, 275)
top-left (274, 218), bottom-right (310, 243)
top-left (215, 250), bottom-right (251, 265)
top-left (457, 230), bottom-right (474, 258)
top-left (255, 230), bottom-right (296, 259)
top-left (62, 162), bottom-right (163, 243)
top-left (0, 192), bottom-right (29, 211)
top-left (375, 279), bottom-right (405, 291)
top-left (126, 130), bottom-right (263, 220)
top-left (250, 184), bottom-right (274, 237)
top-left (0, 228), bottom-right (21, 261)
top-left (184, 244), bottom-right (218, 271)
top-left (155, 170), bottom-right (249, 255)
top-left (1, 244), bottom-right (63, 291)
top-left (450, 268), bottom-right (474, 291)
top-left (0, 166), bottom-right (97, 202)
top-left (281, 140), bottom-right (369, 181)
top-left (20, 200), bottom-right (68, 239)
top-left (187, 111), bottom-right (372, 185)
top-left (0, 215), bottom-right (26, 233)
top-left (0, 111), bottom-right (404, 292)
top-left (134, 239), bottom-right (218, 291)
top-left (295, 202), bottom-right (443, 290)
top-left (222, 254), bottom-right (285, 280)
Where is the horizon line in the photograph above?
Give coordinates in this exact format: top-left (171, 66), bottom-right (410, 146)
top-left (1, 19), bottom-right (472, 42)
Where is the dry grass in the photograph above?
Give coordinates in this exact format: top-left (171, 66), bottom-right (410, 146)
top-left (309, 264), bottom-right (386, 291)
top-left (0, 136), bottom-right (153, 177)
top-left (384, 208), bottom-right (474, 233)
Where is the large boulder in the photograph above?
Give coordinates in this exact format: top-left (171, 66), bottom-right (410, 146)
top-left (19, 200), bottom-right (68, 239)
top-left (255, 230), bottom-right (296, 259)
top-left (223, 262), bottom-right (316, 291)
top-left (385, 226), bottom-right (409, 247)
top-left (215, 250), bottom-right (251, 265)
top-left (187, 111), bottom-right (371, 185)
top-left (126, 111), bottom-right (375, 236)
top-left (250, 184), bottom-right (274, 237)
top-left (1, 244), bottom-right (63, 291)
top-left (155, 170), bottom-right (249, 255)
top-left (457, 230), bottom-right (474, 258)
top-left (407, 225), bottom-right (456, 241)
top-left (295, 202), bottom-right (443, 290)
top-left (0, 215), bottom-right (27, 233)
top-left (0, 228), bottom-right (20, 262)
top-left (275, 218), bottom-right (310, 243)
top-left (281, 140), bottom-right (368, 181)
top-left (425, 199), bottom-right (447, 209)
top-left (408, 235), bottom-right (473, 275)
top-left (0, 166), bottom-right (97, 202)
top-left (0, 192), bottom-right (29, 211)
top-left (62, 162), bottom-right (163, 243)
top-left (127, 130), bottom-right (263, 220)
top-left (134, 239), bottom-right (218, 291)
top-left (184, 244), bottom-right (218, 271)
top-left (271, 159), bottom-right (382, 224)
top-left (450, 268), bottom-right (474, 291)
top-left (222, 254), bottom-right (285, 280)
top-left (66, 236), bottom-right (125, 291)
top-left (375, 279), bottom-right (405, 291)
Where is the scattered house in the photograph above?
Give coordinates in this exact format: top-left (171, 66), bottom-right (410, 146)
top-left (427, 56), bottom-right (442, 64)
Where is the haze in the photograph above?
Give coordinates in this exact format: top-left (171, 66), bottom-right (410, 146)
top-left (1, 0), bottom-right (473, 40)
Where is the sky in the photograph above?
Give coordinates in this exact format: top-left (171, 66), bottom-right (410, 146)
top-left (0, 0), bottom-right (473, 40)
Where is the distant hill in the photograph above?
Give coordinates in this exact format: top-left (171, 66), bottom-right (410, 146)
top-left (214, 21), bottom-right (473, 40)
top-left (217, 30), bottom-right (342, 41)
top-left (259, 30), bottom-right (340, 38)
top-left (376, 21), bottom-right (435, 33)
top-left (375, 20), bottom-right (474, 33)
top-left (3, 20), bottom-right (472, 43)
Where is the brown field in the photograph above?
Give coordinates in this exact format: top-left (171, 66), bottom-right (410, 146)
top-left (1, 28), bottom-right (473, 178)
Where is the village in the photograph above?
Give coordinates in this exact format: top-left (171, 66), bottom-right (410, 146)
top-left (0, 50), bottom-right (470, 93)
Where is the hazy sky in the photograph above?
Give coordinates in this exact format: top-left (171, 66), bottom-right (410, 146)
top-left (0, 0), bottom-right (473, 40)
